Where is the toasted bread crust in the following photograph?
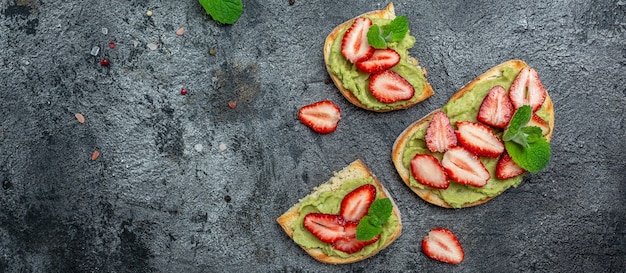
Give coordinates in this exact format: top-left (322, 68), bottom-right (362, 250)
top-left (276, 159), bottom-right (403, 264)
top-left (323, 3), bottom-right (434, 112)
top-left (391, 60), bottom-right (555, 208)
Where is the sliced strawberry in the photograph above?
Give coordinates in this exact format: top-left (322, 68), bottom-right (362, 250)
top-left (425, 111), bottom-right (458, 153)
top-left (298, 100), bottom-right (341, 134)
top-left (422, 228), bottom-right (464, 264)
top-left (303, 213), bottom-right (346, 244)
top-left (369, 70), bottom-right (415, 103)
top-left (441, 146), bottom-right (490, 187)
top-left (455, 121), bottom-right (504, 158)
top-left (341, 17), bottom-right (375, 63)
top-left (340, 184), bottom-right (376, 222)
top-left (355, 49), bottom-right (400, 74)
top-left (496, 152), bottom-right (526, 180)
top-left (528, 113), bottom-right (550, 136)
top-left (332, 221), bottom-right (380, 254)
top-left (509, 67), bottom-right (547, 112)
top-left (410, 154), bottom-right (449, 189)
top-left (477, 85), bottom-right (514, 128)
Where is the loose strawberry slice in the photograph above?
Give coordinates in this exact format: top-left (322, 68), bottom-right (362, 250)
top-left (496, 152), bottom-right (526, 180)
top-left (477, 85), bottom-right (514, 128)
top-left (369, 70), bottom-right (415, 103)
top-left (355, 49), bottom-right (401, 74)
top-left (340, 184), bottom-right (376, 222)
top-left (441, 146), bottom-right (490, 187)
top-left (298, 100), bottom-right (341, 134)
top-left (303, 213), bottom-right (346, 244)
top-left (410, 154), bottom-right (449, 189)
top-left (425, 111), bottom-right (457, 153)
top-left (341, 17), bottom-right (375, 63)
top-left (455, 121), bottom-right (504, 158)
top-left (509, 67), bottom-right (547, 112)
top-left (332, 221), bottom-right (380, 254)
top-left (528, 113), bottom-right (550, 136)
top-left (422, 228), bottom-right (464, 264)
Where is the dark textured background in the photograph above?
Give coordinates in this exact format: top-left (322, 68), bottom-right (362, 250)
top-left (0, 0), bottom-right (624, 272)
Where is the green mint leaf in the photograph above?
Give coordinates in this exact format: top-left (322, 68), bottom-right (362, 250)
top-left (367, 24), bottom-right (387, 49)
top-left (521, 126), bottom-right (543, 143)
top-left (503, 106), bottom-right (532, 141)
top-left (384, 16), bottom-right (409, 42)
top-left (505, 138), bottom-right (551, 172)
top-left (356, 216), bottom-right (383, 241)
top-left (368, 198), bottom-right (393, 225)
top-left (199, 0), bottom-right (243, 24)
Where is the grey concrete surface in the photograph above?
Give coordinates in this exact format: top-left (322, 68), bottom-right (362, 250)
top-left (0, 0), bottom-right (624, 272)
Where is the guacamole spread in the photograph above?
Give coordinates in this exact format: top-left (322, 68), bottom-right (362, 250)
top-left (328, 17), bottom-right (427, 111)
top-left (291, 177), bottom-right (399, 258)
top-left (401, 65), bottom-right (550, 208)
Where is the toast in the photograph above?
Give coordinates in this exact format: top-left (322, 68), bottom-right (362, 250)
top-left (323, 3), bottom-right (434, 112)
top-left (392, 60), bottom-right (555, 208)
top-left (277, 159), bottom-right (402, 264)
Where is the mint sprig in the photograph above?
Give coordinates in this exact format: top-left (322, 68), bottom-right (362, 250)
top-left (356, 198), bottom-right (393, 241)
top-left (199, 0), bottom-right (243, 25)
top-left (366, 16), bottom-right (409, 49)
top-left (503, 106), bottom-right (551, 172)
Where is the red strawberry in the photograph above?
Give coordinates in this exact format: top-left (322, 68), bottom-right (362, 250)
top-left (410, 154), bottom-right (449, 189)
top-left (509, 67), bottom-right (547, 112)
top-left (355, 49), bottom-right (401, 74)
top-left (455, 121), bottom-right (504, 158)
top-left (422, 228), bottom-right (464, 264)
top-left (341, 17), bottom-right (375, 63)
top-left (441, 146), bottom-right (490, 187)
top-left (477, 85), bottom-right (514, 128)
top-left (369, 70), bottom-right (415, 103)
top-left (303, 213), bottom-right (346, 244)
top-left (332, 221), bottom-right (380, 254)
top-left (298, 100), bottom-right (341, 134)
top-left (340, 184), bottom-right (376, 222)
top-left (496, 152), bottom-right (526, 180)
top-left (528, 113), bottom-right (550, 136)
top-left (425, 111), bottom-right (457, 153)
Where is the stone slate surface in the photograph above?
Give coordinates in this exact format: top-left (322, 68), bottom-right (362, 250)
top-left (0, 0), bottom-right (624, 272)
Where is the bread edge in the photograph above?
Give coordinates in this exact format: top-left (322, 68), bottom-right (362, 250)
top-left (276, 159), bottom-right (403, 264)
top-left (391, 60), bottom-right (555, 208)
top-left (323, 2), bottom-right (434, 112)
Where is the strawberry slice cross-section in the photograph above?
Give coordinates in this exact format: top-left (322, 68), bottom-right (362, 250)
top-left (422, 228), bottom-right (464, 264)
top-left (369, 70), bottom-right (415, 103)
top-left (425, 111), bottom-right (458, 153)
top-left (410, 154), bottom-right (449, 189)
top-left (298, 100), bottom-right (341, 134)
top-left (477, 85), bottom-right (514, 128)
top-left (303, 213), bottom-right (346, 244)
top-left (332, 221), bottom-right (380, 254)
top-left (355, 48), bottom-right (401, 74)
top-left (340, 184), bottom-right (376, 222)
top-left (441, 146), bottom-right (490, 187)
top-left (341, 17), bottom-right (375, 63)
top-left (508, 67), bottom-right (547, 112)
top-left (455, 121), bottom-right (504, 158)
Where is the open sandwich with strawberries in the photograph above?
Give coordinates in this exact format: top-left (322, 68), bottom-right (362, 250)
top-left (392, 59), bottom-right (554, 208)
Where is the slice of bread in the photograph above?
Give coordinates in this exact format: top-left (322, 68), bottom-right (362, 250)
top-left (391, 60), bottom-right (555, 208)
top-left (323, 3), bottom-right (434, 112)
top-left (277, 159), bottom-right (402, 264)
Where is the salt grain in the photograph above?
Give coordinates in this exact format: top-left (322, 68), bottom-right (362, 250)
top-left (147, 43), bottom-right (158, 50)
top-left (101, 27), bottom-right (108, 35)
top-left (218, 143), bottom-right (227, 151)
top-left (194, 144), bottom-right (203, 152)
top-left (90, 46), bottom-right (100, 56)
top-left (176, 27), bottom-right (185, 36)
top-left (146, 10), bottom-right (153, 17)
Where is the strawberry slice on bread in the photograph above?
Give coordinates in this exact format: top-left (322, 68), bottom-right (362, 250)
top-left (392, 60), bottom-right (555, 208)
top-left (277, 159), bottom-right (402, 264)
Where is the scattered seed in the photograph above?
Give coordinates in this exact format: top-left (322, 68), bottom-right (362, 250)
top-left (224, 195), bottom-right (231, 202)
top-left (176, 27), bottom-right (185, 36)
top-left (75, 113), bottom-right (85, 124)
top-left (108, 41), bottom-right (116, 49)
top-left (209, 48), bottom-right (216, 56)
top-left (90, 46), bottom-right (100, 56)
top-left (218, 143), bottom-right (227, 151)
top-left (100, 59), bottom-right (110, 66)
top-left (180, 88), bottom-right (187, 95)
top-left (91, 150), bottom-right (100, 161)
top-left (146, 10), bottom-right (153, 17)
top-left (228, 100), bottom-right (236, 109)
top-left (147, 43), bottom-right (158, 50)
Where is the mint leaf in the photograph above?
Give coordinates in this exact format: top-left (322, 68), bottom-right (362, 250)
top-left (367, 24), bottom-right (387, 49)
top-left (521, 126), bottom-right (543, 143)
top-left (356, 216), bottom-right (383, 241)
top-left (503, 105), bottom-right (532, 142)
top-left (384, 16), bottom-right (408, 42)
top-left (505, 139), bottom-right (551, 172)
top-left (368, 198), bottom-right (392, 224)
top-left (199, 0), bottom-right (243, 24)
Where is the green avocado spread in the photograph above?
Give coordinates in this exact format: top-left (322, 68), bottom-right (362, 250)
top-left (291, 177), bottom-right (399, 258)
top-left (401, 65), bottom-right (550, 208)
top-left (328, 17), bottom-right (427, 111)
